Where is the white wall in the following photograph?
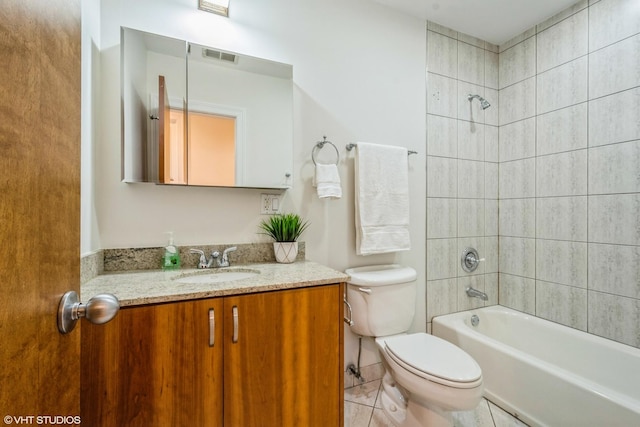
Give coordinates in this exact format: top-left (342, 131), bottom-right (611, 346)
top-left (85, 0), bottom-right (426, 367)
top-left (81, 0), bottom-right (102, 255)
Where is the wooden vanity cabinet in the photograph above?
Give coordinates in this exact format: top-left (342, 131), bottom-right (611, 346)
top-left (81, 297), bottom-right (224, 426)
top-left (223, 285), bottom-right (343, 426)
top-left (81, 284), bottom-right (344, 427)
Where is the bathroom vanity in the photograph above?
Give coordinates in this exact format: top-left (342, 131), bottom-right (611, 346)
top-left (80, 262), bottom-right (347, 426)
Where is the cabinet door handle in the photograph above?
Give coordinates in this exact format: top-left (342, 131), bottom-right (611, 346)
top-left (208, 308), bottom-right (215, 347)
top-left (232, 305), bottom-right (239, 343)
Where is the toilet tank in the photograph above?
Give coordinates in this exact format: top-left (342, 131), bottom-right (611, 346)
top-left (346, 264), bottom-right (417, 337)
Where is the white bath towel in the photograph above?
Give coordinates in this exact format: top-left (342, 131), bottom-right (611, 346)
top-left (354, 142), bottom-right (411, 255)
top-left (313, 163), bottom-right (342, 199)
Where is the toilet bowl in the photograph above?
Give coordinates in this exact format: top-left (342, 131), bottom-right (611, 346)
top-left (375, 333), bottom-right (483, 427)
top-left (346, 264), bottom-right (484, 427)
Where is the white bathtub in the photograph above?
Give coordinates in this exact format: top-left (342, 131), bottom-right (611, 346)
top-left (432, 305), bottom-right (640, 427)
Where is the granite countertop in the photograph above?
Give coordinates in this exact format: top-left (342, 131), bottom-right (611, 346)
top-left (81, 261), bottom-right (350, 307)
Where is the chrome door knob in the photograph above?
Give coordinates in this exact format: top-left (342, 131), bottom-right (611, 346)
top-left (57, 291), bottom-right (120, 334)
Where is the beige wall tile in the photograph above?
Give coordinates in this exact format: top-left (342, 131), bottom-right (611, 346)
top-left (589, 194), bottom-right (640, 245)
top-left (536, 149), bottom-right (588, 197)
top-left (535, 280), bottom-right (587, 330)
top-left (589, 0), bottom-right (640, 51)
top-left (536, 196), bottom-right (587, 241)
top-left (427, 115), bottom-right (458, 157)
top-left (537, 9), bottom-right (588, 73)
top-left (537, 103), bottom-right (588, 155)
top-left (589, 243), bottom-right (640, 299)
top-left (427, 30), bottom-right (457, 78)
top-left (589, 140), bottom-right (640, 194)
top-left (499, 36), bottom-right (536, 89)
top-left (499, 274), bottom-right (536, 314)
top-left (499, 236), bottom-right (536, 278)
top-left (588, 87), bottom-right (640, 147)
top-left (588, 291), bottom-right (640, 347)
top-left (499, 158), bottom-right (535, 199)
top-left (589, 34), bottom-right (640, 99)
top-left (536, 239), bottom-right (588, 287)
top-left (537, 56), bottom-right (588, 114)
top-left (499, 77), bottom-right (536, 125)
top-left (499, 117), bottom-right (536, 161)
top-left (499, 198), bottom-right (536, 238)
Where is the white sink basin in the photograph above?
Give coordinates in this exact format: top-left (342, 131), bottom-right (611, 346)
top-left (175, 270), bottom-right (258, 284)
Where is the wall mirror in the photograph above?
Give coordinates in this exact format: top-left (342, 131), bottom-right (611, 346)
top-left (121, 27), bottom-right (293, 189)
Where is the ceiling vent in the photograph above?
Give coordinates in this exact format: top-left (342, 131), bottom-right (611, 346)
top-left (198, 0), bottom-right (229, 17)
top-left (202, 48), bottom-right (237, 64)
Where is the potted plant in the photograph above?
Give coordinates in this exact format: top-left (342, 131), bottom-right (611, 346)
top-left (258, 213), bottom-right (309, 263)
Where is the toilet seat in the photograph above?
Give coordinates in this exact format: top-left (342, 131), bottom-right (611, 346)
top-left (383, 333), bottom-right (482, 389)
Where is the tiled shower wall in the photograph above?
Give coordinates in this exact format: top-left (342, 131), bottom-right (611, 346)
top-left (498, 0), bottom-right (640, 349)
top-left (425, 23), bottom-right (500, 323)
top-left (426, 0), bottom-right (640, 349)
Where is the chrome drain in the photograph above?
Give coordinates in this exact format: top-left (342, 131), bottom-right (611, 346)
top-left (471, 314), bottom-right (479, 327)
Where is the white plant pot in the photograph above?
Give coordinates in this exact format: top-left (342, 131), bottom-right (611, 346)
top-left (273, 242), bottom-right (298, 264)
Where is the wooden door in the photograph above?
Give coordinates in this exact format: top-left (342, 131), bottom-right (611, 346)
top-left (0, 0), bottom-right (81, 420)
top-left (223, 285), bottom-right (344, 427)
top-left (158, 75), bottom-right (171, 183)
top-left (81, 299), bottom-right (224, 426)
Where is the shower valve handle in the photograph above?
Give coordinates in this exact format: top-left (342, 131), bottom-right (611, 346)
top-left (461, 247), bottom-right (483, 273)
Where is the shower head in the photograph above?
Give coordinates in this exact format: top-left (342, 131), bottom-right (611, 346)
top-left (467, 94), bottom-right (491, 110)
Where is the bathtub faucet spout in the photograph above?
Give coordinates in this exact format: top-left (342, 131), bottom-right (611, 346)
top-left (466, 286), bottom-right (488, 301)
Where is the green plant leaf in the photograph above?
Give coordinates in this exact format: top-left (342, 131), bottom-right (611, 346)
top-left (258, 213), bottom-right (309, 242)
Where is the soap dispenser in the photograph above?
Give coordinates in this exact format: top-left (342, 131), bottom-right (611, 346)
top-left (162, 232), bottom-right (181, 270)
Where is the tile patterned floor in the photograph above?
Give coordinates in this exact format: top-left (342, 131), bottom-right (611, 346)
top-left (344, 379), bottom-right (530, 427)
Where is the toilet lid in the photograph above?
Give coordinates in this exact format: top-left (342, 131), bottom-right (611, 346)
top-left (384, 333), bottom-right (482, 388)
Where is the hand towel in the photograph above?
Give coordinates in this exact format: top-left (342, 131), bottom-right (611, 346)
top-left (313, 163), bottom-right (342, 199)
top-left (354, 142), bottom-right (410, 255)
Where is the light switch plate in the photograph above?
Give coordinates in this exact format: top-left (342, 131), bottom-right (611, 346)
top-left (260, 194), bottom-right (281, 214)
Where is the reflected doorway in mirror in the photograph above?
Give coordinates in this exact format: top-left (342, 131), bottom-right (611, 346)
top-left (188, 111), bottom-right (236, 186)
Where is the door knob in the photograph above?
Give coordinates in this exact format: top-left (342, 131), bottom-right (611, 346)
top-left (57, 291), bottom-right (120, 334)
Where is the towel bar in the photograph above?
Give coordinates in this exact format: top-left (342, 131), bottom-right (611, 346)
top-left (346, 143), bottom-right (417, 155)
top-left (312, 136), bottom-right (339, 165)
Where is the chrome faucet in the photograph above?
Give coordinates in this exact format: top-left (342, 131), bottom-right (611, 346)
top-left (190, 246), bottom-right (236, 268)
top-left (190, 249), bottom-right (206, 268)
top-left (218, 246), bottom-right (237, 268)
top-left (466, 286), bottom-right (488, 301)
top-left (189, 248), bottom-right (219, 269)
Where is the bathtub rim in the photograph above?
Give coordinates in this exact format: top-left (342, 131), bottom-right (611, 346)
top-left (432, 305), bottom-right (640, 427)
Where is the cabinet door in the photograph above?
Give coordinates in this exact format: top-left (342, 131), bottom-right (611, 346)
top-left (223, 284), bottom-right (343, 427)
top-left (81, 298), bottom-right (224, 427)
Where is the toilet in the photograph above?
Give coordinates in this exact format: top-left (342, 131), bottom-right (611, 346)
top-left (346, 264), bottom-right (483, 427)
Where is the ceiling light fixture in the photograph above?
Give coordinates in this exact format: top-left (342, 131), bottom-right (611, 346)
top-left (198, 0), bottom-right (229, 17)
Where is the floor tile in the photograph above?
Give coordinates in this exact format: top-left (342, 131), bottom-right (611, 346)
top-left (369, 408), bottom-right (394, 427)
top-left (488, 401), bottom-right (529, 427)
top-left (454, 399), bottom-right (495, 427)
top-left (345, 382), bottom-right (528, 427)
top-left (344, 379), bottom-right (382, 406)
top-left (344, 401), bottom-right (374, 427)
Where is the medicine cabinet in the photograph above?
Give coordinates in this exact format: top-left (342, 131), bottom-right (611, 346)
top-left (121, 27), bottom-right (293, 189)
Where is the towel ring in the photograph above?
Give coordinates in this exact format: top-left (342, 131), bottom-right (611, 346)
top-left (312, 136), bottom-right (339, 165)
